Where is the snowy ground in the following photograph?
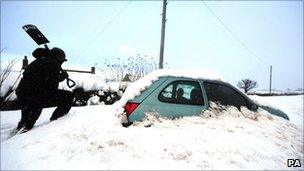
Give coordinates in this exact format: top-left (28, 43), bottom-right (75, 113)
top-left (249, 95), bottom-right (303, 130)
top-left (1, 95), bottom-right (303, 170)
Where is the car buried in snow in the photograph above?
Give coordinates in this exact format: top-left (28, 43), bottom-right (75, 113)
top-left (120, 71), bottom-right (289, 126)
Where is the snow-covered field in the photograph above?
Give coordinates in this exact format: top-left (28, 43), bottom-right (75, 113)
top-left (249, 95), bottom-right (303, 130)
top-left (1, 95), bottom-right (303, 170)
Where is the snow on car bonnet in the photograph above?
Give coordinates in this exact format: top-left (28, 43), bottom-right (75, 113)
top-left (116, 69), bottom-right (224, 108)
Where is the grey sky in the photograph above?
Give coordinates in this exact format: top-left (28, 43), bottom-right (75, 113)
top-left (1, 1), bottom-right (303, 90)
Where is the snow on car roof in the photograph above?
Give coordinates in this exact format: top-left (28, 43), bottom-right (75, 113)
top-left (151, 69), bottom-right (224, 81)
top-left (116, 69), bottom-right (225, 108)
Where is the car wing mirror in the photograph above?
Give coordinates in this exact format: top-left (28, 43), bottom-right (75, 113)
top-left (247, 100), bottom-right (258, 110)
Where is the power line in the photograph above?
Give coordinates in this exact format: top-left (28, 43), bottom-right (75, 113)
top-left (201, 1), bottom-right (269, 66)
top-left (72, 1), bottom-right (132, 63)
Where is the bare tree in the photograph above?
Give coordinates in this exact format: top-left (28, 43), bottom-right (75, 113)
top-left (0, 59), bottom-right (22, 108)
top-left (237, 79), bottom-right (257, 94)
top-left (101, 54), bottom-right (159, 82)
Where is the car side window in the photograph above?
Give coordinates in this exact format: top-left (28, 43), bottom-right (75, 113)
top-left (203, 82), bottom-right (247, 108)
top-left (159, 81), bottom-right (204, 106)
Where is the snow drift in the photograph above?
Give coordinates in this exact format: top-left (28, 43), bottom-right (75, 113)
top-left (1, 69), bottom-right (303, 170)
top-left (1, 95), bottom-right (303, 170)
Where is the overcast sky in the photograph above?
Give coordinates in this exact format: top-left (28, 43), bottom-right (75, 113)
top-left (1, 1), bottom-right (303, 90)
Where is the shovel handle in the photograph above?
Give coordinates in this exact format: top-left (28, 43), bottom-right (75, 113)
top-left (44, 44), bottom-right (49, 50)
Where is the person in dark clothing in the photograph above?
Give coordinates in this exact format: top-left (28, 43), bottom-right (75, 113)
top-left (15, 47), bottom-right (75, 133)
top-left (176, 88), bottom-right (187, 103)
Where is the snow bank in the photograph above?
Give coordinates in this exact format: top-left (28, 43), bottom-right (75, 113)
top-left (250, 89), bottom-right (304, 95)
top-left (1, 100), bottom-right (303, 170)
top-left (250, 95), bottom-right (303, 130)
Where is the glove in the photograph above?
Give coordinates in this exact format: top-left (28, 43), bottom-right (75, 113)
top-left (59, 70), bottom-right (69, 81)
top-left (61, 70), bottom-right (69, 78)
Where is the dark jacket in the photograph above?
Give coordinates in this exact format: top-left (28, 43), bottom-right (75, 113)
top-left (16, 57), bottom-right (66, 98)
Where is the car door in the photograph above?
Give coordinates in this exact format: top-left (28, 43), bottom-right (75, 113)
top-left (145, 77), bottom-right (208, 118)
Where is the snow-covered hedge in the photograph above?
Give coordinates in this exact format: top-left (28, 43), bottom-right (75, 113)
top-left (78, 87), bottom-right (126, 106)
top-left (0, 66), bottom-right (130, 110)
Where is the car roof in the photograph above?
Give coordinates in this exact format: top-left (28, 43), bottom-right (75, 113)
top-left (159, 75), bottom-right (225, 83)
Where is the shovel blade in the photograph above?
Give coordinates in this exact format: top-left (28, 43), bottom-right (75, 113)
top-left (22, 24), bottom-right (49, 45)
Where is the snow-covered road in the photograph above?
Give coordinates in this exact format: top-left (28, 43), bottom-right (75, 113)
top-left (1, 95), bottom-right (303, 170)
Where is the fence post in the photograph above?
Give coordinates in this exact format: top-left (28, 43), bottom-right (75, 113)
top-left (91, 67), bottom-right (95, 74)
top-left (22, 56), bottom-right (28, 70)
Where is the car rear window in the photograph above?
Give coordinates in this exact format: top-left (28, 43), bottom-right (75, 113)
top-left (158, 80), bottom-right (204, 106)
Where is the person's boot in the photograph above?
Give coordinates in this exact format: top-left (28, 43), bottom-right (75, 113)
top-left (11, 123), bottom-right (32, 135)
top-left (16, 121), bottom-right (25, 131)
top-left (19, 125), bottom-right (33, 133)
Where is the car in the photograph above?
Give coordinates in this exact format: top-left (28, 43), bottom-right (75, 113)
top-left (121, 72), bottom-right (289, 126)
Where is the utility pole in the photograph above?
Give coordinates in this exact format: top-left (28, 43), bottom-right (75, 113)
top-left (269, 65), bottom-right (272, 94)
top-left (159, 0), bottom-right (167, 69)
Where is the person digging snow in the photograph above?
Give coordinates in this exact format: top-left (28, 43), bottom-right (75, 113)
top-left (15, 47), bottom-right (75, 133)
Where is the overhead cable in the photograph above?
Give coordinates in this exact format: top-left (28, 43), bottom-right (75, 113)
top-left (73, 1), bottom-right (132, 63)
top-left (201, 1), bottom-right (269, 66)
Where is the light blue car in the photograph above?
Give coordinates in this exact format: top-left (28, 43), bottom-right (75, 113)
top-left (123, 76), bottom-right (289, 126)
